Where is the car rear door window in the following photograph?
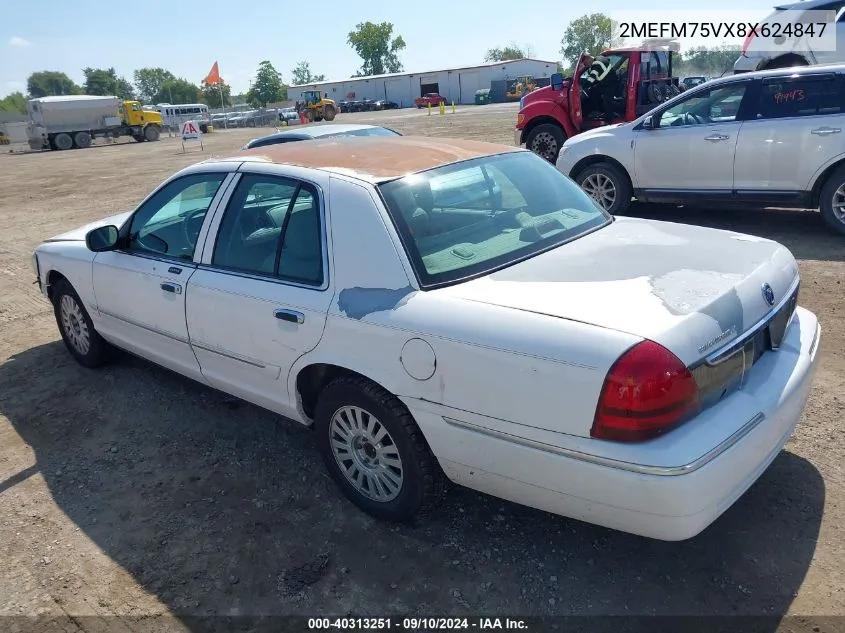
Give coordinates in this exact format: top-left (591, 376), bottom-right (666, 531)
top-left (211, 174), bottom-right (324, 285)
top-left (756, 75), bottom-right (844, 119)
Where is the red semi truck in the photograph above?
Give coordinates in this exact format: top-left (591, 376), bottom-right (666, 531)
top-left (515, 40), bottom-right (682, 162)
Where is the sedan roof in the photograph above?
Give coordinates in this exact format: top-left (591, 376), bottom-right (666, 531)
top-left (214, 135), bottom-right (520, 182)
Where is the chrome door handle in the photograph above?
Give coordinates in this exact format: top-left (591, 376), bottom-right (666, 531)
top-left (704, 133), bottom-right (730, 142)
top-left (274, 308), bottom-right (304, 324)
top-left (811, 127), bottom-right (841, 135)
top-left (160, 281), bottom-right (182, 294)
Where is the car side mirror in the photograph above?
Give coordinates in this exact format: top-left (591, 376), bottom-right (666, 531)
top-left (85, 225), bottom-right (119, 252)
top-left (551, 73), bottom-right (563, 90)
top-left (642, 115), bottom-right (655, 130)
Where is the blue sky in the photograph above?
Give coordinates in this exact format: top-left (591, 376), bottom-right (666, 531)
top-left (1, 0), bottom-right (775, 98)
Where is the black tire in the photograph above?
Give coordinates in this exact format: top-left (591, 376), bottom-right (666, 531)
top-left (314, 375), bottom-right (445, 522)
top-left (51, 279), bottom-right (112, 368)
top-left (54, 133), bottom-right (73, 151)
top-left (574, 161), bottom-right (633, 216)
top-left (323, 105), bottom-right (337, 121)
top-left (818, 164), bottom-right (845, 235)
top-left (525, 123), bottom-right (566, 163)
top-left (73, 131), bottom-right (91, 149)
top-left (144, 125), bottom-right (160, 142)
top-left (133, 134), bottom-right (144, 142)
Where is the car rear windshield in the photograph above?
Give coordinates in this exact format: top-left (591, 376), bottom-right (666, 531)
top-left (377, 151), bottom-right (611, 288)
top-left (325, 127), bottom-right (399, 138)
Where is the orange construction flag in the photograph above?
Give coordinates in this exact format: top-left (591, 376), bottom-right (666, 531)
top-left (205, 62), bottom-right (220, 85)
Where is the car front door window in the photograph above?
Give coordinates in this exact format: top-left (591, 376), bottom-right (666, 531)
top-left (126, 173), bottom-right (226, 260)
top-left (657, 84), bottom-right (748, 127)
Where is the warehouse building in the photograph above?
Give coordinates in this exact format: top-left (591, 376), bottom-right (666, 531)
top-left (288, 58), bottom-right (558, 107)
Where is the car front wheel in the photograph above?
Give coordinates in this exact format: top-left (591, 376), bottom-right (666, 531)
top-left (574, 162), bottom-right (632, 215)
top-left (819, 164), bottom-right (845, 235)
top-left (52, 278), bottom-right (112, 368)
top-left (314, 375), bottom-right (445, 521)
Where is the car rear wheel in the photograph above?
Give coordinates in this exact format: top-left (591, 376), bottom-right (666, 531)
top-left (314, 375), bottom-right (445, 522)
top-left (52, 279), bottom-right (112, 368)
top-left (526, 123), bottom-right (565, 163)
top-left (819, 164), bottom-right (845, 235)
top-left (575, 162), bottom-right (632, 215)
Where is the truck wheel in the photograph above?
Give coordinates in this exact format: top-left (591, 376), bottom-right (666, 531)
top-left (526, 124), bottom-right (565, 163)
top-left (54, 133), bottom-right (73, 151)
top-left (144, 125), bottom-right (160, 142)
top-left (818, 164), bottom-right (845, 235)
top-left (73, 132), bottom-right (91, 149)
top-left (574, 162), bottom-right (632, 216)
top-left (323, 105), bottom-right (337, 121)
top-left (314, 375), bottom-right (446, 522)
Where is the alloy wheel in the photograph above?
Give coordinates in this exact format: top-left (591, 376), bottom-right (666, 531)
top-left (329, 405), bottom-right (404, 502)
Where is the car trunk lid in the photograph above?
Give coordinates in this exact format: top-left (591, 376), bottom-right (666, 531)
top-left (436, 217), bottom-right (800, 371)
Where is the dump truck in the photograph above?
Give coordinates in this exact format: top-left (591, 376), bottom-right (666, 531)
top-left (26, 95), bottom-right (163, 151)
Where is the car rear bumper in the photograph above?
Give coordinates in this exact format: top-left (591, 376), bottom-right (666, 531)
top-left (408, 306), bottom-right (821, 540)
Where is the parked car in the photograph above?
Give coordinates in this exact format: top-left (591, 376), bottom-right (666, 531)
top-left (415, 93), bottom-right (446, 108)
top-left (31, 135), bottom-right (820, 541)
top-left (555, 62), bottom-right (845, 235)
top-left (241, 123), bottom-right (401, 150)
top-left (734, 0), bottom-right (845, 73)
top-left (279, 107), bottom-right (299, 123)
top-left (682, 76), bottom-right (711, 89)
top-left (374, 99), bottom-right (399, 110)
top-left (361, 98), bottom-right (378, 111)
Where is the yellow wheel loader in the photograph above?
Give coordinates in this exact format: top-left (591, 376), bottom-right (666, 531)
top-left (297, 91), bottom-right (338, 122)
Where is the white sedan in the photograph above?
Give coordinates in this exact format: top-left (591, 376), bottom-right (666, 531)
top-left (31, 135), bottom-right (821, 540)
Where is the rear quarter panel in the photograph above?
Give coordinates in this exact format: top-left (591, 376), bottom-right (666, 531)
top-left (289, 175), bottom-right (641, 440)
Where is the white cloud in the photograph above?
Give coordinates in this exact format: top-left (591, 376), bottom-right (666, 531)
top-left (8, 36), bottom-right (32, 48)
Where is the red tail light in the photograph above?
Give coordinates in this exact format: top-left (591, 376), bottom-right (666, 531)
top-left (591, 340), bottom-right (700, 442)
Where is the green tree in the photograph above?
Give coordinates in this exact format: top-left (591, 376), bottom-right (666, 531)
top-left (291, 61), bottom-right (326, 85)
top-left (248, 60), bottom-right (285, 106)
top-left (83, 67), bottom-right (135, 99)
top-left (0, 91), bottom-right (27, 114)
top-left (484, 43), bottom-right (532, 62)
top-left (676, 46), bottom-right (740, 77)
top-left (156, 78), bottom-right (200, 104)
top-left (347, 21), bottom-right (406, 76)
top-left (200, 79), bottom-right (232, 107)
top-left (560, 13), bottom-right (620, 66)
top-left (134, 67), bottom-right (176, 103)
top-left (26, 71), bottom-right (81, 98)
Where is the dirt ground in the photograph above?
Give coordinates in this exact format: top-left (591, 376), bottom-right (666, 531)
top-left (0, 103), bottom-right (843, 632)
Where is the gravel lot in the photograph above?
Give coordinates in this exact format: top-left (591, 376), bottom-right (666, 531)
top-left (0, 103), bottom-right (843, 632)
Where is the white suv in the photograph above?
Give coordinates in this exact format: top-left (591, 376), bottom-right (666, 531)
top-left (555, 63), bottom-right (845, 235)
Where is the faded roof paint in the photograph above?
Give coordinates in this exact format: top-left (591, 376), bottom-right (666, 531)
top-left (213, 135), bottom-right (522, 181)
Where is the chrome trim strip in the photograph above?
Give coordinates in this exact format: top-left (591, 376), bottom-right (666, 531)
top-left (442, 413), bottom-right (767, 477)
top-left (190, 341), bottom-right (267, 368)
top-left (810, 321), bottom-right (821, 358)
top-left (705, 277), bottom-right (800, 367)
top-left (98, 309), bottom-right (190, 344)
